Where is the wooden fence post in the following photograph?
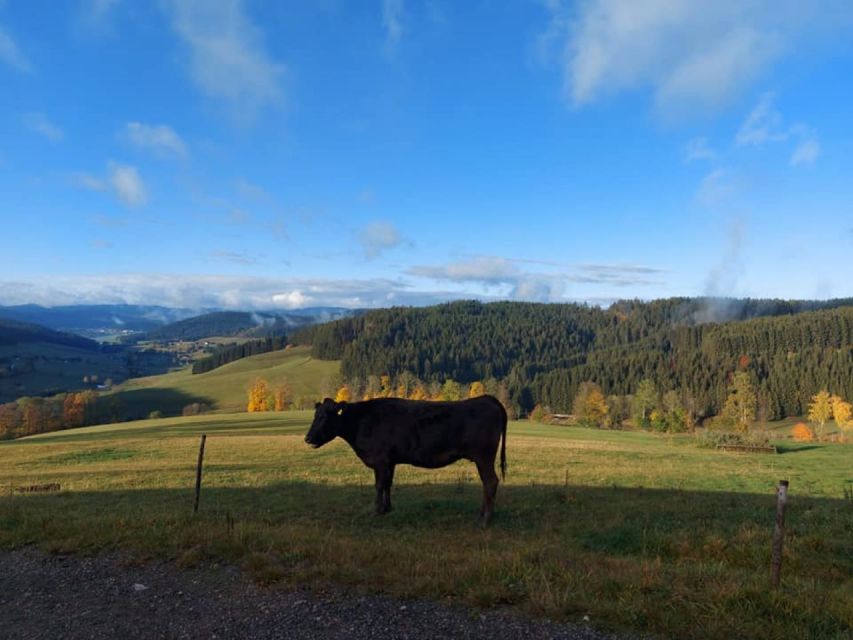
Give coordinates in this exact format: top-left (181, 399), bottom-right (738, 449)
top-left (193, 434), bottom-right (207, 514)
top-left (770, 479), bottom-right (789, 588)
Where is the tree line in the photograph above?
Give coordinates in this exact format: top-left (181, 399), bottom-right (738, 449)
top-left (291, 298), bottom-right (853, 420)
top-left (0, 391), bottom-right (100, 439)
top-left (192, 337), bottom-right (288, 374)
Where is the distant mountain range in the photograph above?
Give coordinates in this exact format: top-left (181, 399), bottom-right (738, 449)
top-left (0, 304), bottom-right (356, 340)
top-left (129, 309), bottom-right (356, 342)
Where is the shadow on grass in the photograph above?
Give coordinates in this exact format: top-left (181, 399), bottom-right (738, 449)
top-left (775, 444), bottom-right (824, 454)
top-left (103, 388), bottom-right (217, 421)
top-left (3, 480), bottom-right (851, 552)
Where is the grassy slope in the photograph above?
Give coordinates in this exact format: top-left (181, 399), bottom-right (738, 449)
top-left (1, 414), bottom-right (850, 639)
top-left (109, 345), bottom-right (340, 415)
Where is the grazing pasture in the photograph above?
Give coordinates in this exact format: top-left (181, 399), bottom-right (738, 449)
top-left (0, 413), bottom-right (850, 639)
top-left (107, 345), bottom-right (338, 415)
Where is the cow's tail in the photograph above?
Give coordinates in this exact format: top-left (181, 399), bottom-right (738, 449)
top-left (499, 401), bottom-right (508, 481)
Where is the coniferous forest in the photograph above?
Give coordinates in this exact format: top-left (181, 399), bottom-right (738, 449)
top-left (291, 298), bottom-right (853, 421)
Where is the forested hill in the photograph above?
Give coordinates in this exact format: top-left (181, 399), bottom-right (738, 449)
top-left (129, 311), bottom-right (293, 342)
top-left (291, 298), bottom-right (853, 420)
top-left (129, 308), bottom-right (357, 343)
top-left (0, 318), bottom-right (99, 350)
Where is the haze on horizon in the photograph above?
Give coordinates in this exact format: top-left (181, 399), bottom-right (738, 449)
top-left (1, 1), bottom-right (852, 311)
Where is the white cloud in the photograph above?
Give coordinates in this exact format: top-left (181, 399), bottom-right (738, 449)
top-left (408, 256), bottom-right (661, 302)
top-left (0, 27), bottom-right (32, 72)
top-left (109, 163), bottom-right (147, 206)
top-left (22, 112), bottom-right (64, 142)
top-left (72, 163), bottom-right (147, 207)
top-left (123, 122), bottom-right (187, 158)
top-left (382, 0), bottom-right (404, 54)
top-left (272, 290), bottom-right (310, 309)
top-left (790, 138), bottom-right (820, 166)
top-left (409, 256), bottom-right (519, 285)
top-left (0, 274), bottom-right (459, 310)
top-left (358, 220), bottom-right (404, 258)
top-left (409, 257), bottom-right (563, 300)
top-left (543, 1), bottom-right (851, 114)
top-left (165, 0), bottom-right (285, 121)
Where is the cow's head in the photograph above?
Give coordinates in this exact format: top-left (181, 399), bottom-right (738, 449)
top-left (304, 398), bottom-right (346, 448)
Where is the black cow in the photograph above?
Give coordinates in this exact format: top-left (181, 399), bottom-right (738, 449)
top-left (305, 395), bottom-right (507, 526)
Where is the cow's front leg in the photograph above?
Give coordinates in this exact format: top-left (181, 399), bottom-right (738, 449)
top-left (373, 464), bottom-right (394, 515)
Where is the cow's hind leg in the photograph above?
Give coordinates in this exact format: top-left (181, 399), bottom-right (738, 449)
top-left (475, 458), bottom-right (499, 527)
top-left (373, 464), bottom-right (395, 515)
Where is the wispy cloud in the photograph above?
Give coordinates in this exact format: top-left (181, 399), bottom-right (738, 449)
top-left (409, 256), bottom-right (565, 301)
top-left (541, 1), bottom-right (852, 115)
top-left (382, 0), bottom-right (404, 55)
top-left (358, 220), bottom-right (404, 258)
top-left (165, 0), bottom-right (285, 122)
top-left (22, 112), bottom-right (64, 142)
top-left (77, 0), bottom-right (121, 35)
top-left (574, 263), bottom-right (664, 286)
top-left (123, 122), bottom-right (187, 158)
top-left (735, 92), bottom-right (787, 146)
top-left (109, 163), bottom-right (147, 206)
top-left (235, 178), bottom-right (269, 201)
top-left (0, 27), bottom-right (32, 72)
top-left (683, 137), bottom-right (715, 162)
top-left (735, 93), bottom-right (821, 166)
top-left (790, 137), bottom-right (820, 166)
top-left (208, 250), bottom-right (257, 265)
top-left (408, 256), bottom-right (662, 302)
top-left (72, 163), bottom-right (148, 207)
top-left (695, 168), bottom-right (735, 208)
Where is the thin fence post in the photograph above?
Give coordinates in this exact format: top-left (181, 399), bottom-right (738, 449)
top-left (193, 434), bottom-right (207, 514)
top-left (770, 479), bottom-right (789, 588)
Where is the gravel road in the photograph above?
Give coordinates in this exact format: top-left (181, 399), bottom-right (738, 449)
top-left (0, 549), bottom-right (639, 640)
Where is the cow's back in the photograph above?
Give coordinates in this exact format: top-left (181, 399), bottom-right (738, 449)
top-left (346, 396), bottom-right (505, 469)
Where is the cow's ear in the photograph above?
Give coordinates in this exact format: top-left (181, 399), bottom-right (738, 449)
top-left (314, 402), bottom-right (321, 410)
top-left (322, 397), bottom-right (334, 406)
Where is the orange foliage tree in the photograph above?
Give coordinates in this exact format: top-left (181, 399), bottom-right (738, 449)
top-left (792, 423), bottom-right (815, 442)
top-left (273, 380), bottom-right (292, 411)
top-left (335, 384), bottom-right (352, 402)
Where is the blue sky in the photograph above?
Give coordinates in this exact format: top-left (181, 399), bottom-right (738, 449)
top-left (1, 0), bottom-right (852, 309)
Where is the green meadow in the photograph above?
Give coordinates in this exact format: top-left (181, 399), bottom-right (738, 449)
top-left (1, 412), bottom-right (850, 639)
top-left (108, 345), bottom-right (339, 415)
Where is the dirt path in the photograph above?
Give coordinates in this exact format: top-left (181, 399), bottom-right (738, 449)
top-left (0, 549), bottom-right (638, 640)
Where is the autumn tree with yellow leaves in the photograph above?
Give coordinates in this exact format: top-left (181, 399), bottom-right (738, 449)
top-left (808, 390), bottom-right (833, 440)
top-left (247, 377), bottom-right (270, 412)
top-left (830, 394), bottom-right (852, 430)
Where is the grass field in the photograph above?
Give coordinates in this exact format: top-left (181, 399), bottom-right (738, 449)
top-left (1, 413), bottom-right (850, 639)
top-left (108, 345), bottom-right (340, 416)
